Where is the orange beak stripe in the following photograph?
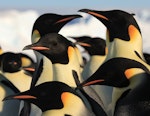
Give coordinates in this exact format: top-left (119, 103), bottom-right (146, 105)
top-left (13, 95), bottom-right (37, 99)
top-left (55, 16), bottom-right (76, 24)
top-left (77, 42), bottom-right (91, 47)
top-left (83, 79), bottom-right (104, 87)
top-left (88, 11), bottom-right (109, 21)
top-left (23, 67), bottom-right (35, 72)
top-left (31, 46), bottom-right (50, 50)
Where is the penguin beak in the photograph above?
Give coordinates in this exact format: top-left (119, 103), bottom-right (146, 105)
top-left (81, 79), bottom-right (105, 87)
top-left (3, 94), bottom-right (37, 101)
top-left (23, 67), bottom-right (35, 72)
top-left (55, 15), bottom-right (82, 24)
top-left (79, 9), bottom-right (109, 21)
top-left (23, 44), bottom-right (50, 51)
top-left (76, 42), bottom-right (91, 47)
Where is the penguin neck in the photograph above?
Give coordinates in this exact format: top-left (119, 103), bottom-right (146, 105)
top-left (42, 92), bottom-right (91, 116)
top-left (82, 55), bottom-right (106, 80)
top-left (106, 37), bottom-right (144, 60)
top-left (2, 70), bottom-right (32, 92)
top-left (35, 56), bottom-right (53, 86)
top-left (111, 69), bottom-right (146, 115)
top-left (52, 47), bottom-right (83, 87)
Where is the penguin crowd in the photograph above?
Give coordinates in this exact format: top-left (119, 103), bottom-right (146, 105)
top-left (1, 8), bottom-right (150, 116)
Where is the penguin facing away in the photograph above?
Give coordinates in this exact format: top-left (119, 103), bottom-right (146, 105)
top-left (4, 81), bottom-right (96, 116)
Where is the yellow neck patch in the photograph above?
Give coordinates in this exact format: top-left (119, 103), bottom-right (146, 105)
top-left (32, 30), bottom-right (41, 43)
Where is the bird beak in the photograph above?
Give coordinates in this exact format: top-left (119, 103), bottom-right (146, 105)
top-left (23, 67), bottom-right (35, 72)
top-left (3, 94), bottom-right (37, 101)
top-left (23, 44), bottom-right (50, 51)
top-left (81, 79), bottom-right (105, 87)
top-left (78, 9), bottom-right (109, 21)
top-left (76, 42), bottom-right (91, 47)
top-left (55, 15), bottom-right (82, 24)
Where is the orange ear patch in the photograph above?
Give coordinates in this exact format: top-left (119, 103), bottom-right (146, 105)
top-left (61, 92), bottom-right (74, 106)
top-left (68, 46), bottom-right (75, 60)
top-left (125, 68), bottom-right (134, 79)
top-left (88, 11), bottom-right (109, 21)
top-left (21, 57), bottom-right (32, 67)
top-left (128, 25), bottom-right (142, 42)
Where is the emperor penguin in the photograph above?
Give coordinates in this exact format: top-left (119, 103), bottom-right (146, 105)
top-left (4, 81), bottom-right (97, 116)
top-left (71, 36), bottom-right (113, 110)
top-left (31, 13), bottom-right (83, 86)
top-left (78, 57), bottom-right (150, 116)
top-left (0, 52), bottom-right (35, 116)
top-left (78, 9), bottom-right (150, 115)
top-left (0, 52), bottom-right (35, 92)
top-left (23, 33), bottom-right (106, 114)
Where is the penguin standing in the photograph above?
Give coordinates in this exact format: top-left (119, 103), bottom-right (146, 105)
top-left (4, 81), bottom-right (96, 116)
top-left (78, 9), bottom-right (150, 115)
top-left (0, 52), bottom-right (35, 115)
top-left (24, 33), bottom-right (106, 114)
top-left (31, 13), bottom-right (83, 86)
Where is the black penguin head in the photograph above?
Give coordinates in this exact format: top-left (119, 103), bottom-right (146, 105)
top-left (24, 33), bottom-right (75, 64)
top-left (77, 57), bottom-right (150, 88)
top-left (32, 13), bottom-right (82, 43)
top-left (0, 52), bottom-right (22, 73)
top-left (71, 36), bottom-right (106, 55)
top-left (79, 9), bottom-right (141, 42)
top-left (4, 81), bottom-right (78, 112)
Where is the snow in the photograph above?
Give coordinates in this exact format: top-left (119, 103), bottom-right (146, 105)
top-left (0, 9), bottom-right (150, 61)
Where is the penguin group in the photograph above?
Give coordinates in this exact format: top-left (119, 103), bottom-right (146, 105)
top-left (1, 8), bottom-right (150, 116)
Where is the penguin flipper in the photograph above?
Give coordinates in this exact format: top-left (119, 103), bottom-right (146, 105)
top-left (72, 70), bottom-right (107, 116)
top-left (19, 102), bottom-right (31, 116)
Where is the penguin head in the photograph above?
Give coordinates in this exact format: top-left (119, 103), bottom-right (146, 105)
top-left (79, 9), bottom-right (141, 43)
top-left (32, 13), bottom-right (82, 43)
top-left (0, 52), bottom-right (22, 73)
top-left (24, 33), bottom-right (75, 64)
top-left (77, 57), bottom-right (150, 88)
top-left (3, 81), bottom-right (79, 112)
top-left (71, 36), bottom-right (106, 55)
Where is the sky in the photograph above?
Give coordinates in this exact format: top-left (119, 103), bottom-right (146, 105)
top-left (0, 0), bottom-right (150, 14)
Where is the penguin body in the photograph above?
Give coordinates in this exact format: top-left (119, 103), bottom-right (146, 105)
top-left (31, 13), bottom-right (82, 86)
top-left (4, 81), bottom-right (96, 116)
top-left (0, 52), bottom-right (34, 92)
top-left (0, 74), bottom-right (20, 116)
top-left (0, 52), bottom-right (35, 116)
top-left (79, 9), bottom-right (150, 115)
top-left (71, 36), bottom-right (112, 108)
top-left (24, 33), bottom-right (83, 87)
top-left (24, 33), bottom-right (105, 114)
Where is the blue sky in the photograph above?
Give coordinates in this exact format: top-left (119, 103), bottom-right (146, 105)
top-left (0, 0), bottom-right (150, 10)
